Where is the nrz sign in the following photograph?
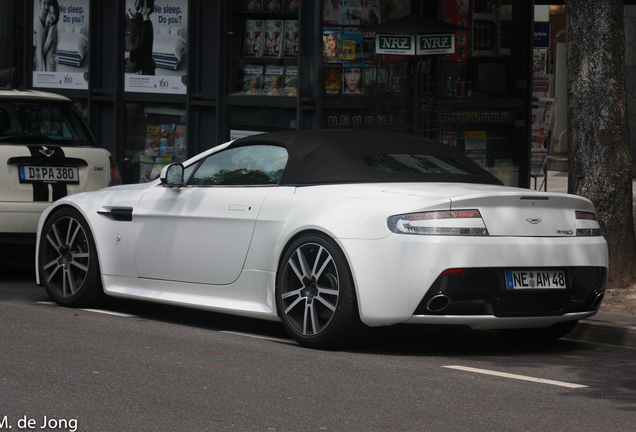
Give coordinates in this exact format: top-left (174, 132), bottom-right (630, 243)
top-left (417, 34), bottom-right (455, 55)
top-left (375, 34), bottom-right (415, 55)
top-left (376, 34), bottom-right (455, 55)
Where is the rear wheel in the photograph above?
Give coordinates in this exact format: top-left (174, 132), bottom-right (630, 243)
top-left (276, 233), bottom-right (360, 349)
top-left (38, 208), bottom-right (105, 308)
top-left (498, 320), bottom-right (579, 342)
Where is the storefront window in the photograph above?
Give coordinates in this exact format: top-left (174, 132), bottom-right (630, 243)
top-left (124, 102), bottom-right (187, 184)
top-left (228, 1), bottom-right (299, 97)
top-left (222, 1), bottom-right (299, 136)
top-left (320, 0), bottom-right (413, 133)
top-left (318, 0), bottom-right (524, 187)
top-left (0, 0), bottom-right (24, 89)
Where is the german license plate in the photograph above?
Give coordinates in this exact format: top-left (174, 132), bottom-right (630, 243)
top-left (505, 270), bottom-right (566, 290)
top-left (19, 166), bottom-right (79, 184)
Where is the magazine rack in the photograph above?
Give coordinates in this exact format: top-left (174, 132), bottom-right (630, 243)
top-left (530, 149), bottom-right (548, 191)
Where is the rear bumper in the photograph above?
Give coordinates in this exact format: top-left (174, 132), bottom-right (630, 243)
top-left (339, 234), bottom-right (608, 327)
top-left (414, 266), bottom-right (606, 316)
top-left (0, 201), bottom-right (51, 237)
top-left (405, 311), bottom-right (597, 330)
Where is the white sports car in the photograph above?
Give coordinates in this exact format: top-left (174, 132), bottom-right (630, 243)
top-left (35, 130), bottom-right (608, 348)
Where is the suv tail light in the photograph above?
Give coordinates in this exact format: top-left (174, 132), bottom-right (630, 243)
top-left (109, 156), bottom-right (122, 186)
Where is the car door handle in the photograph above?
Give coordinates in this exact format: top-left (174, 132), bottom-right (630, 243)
top-left (228, 205), bottom-right (246, 211)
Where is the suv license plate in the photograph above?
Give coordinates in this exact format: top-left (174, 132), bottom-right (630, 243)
top-left (19, 166), bottom-right (79, 184)
top-left (505, 270), bottom-right (566, 290)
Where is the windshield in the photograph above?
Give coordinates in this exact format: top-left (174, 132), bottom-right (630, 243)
top-left (0, 100), bottom-right (95, 146)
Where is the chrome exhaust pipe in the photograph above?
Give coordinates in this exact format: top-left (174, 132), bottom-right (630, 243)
top-left (426, 293), bottom-right (451, 313)
top-left (591, 291), bottom-right (604, 309)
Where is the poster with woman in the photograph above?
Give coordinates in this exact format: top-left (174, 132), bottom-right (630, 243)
top-left (32, 0), bottom-right (90, 90)
top-left (124, 0), bottom-right (188, 94)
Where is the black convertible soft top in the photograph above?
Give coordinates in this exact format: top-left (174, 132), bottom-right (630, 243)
top-left (229, 129), bottom-right (503, 186)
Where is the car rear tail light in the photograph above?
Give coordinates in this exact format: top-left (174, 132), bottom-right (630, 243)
top-left (387, 210), bottom-right (489, 236)
top-left (576, 211), bottom-right (597, 221)
top-left (441, 269), bottom-right (464, 276)
top-left (109, 156), bottom-right (122, 186)
top-left (575, 211), bottom-right (602, 236)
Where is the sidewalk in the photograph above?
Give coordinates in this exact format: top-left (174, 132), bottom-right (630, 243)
top-left (543, 170), bottom-right (636, 347)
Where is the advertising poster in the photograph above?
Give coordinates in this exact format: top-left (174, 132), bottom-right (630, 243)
top-left (440, 0), bottom-right (468, 62)
top-left (124, 0), bottom-right (188, 94)
top-left (32, 0), bottom-right (90, 90)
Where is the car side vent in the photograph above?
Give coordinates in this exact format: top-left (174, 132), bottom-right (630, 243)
top-left (98, 207), bottom-right (133, 221)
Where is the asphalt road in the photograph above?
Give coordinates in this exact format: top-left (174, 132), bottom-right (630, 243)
top-left (2, 254), bottom-right (636, 432)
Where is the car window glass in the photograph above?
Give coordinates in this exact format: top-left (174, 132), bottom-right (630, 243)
top-left (0, 101), bottom-right (92, 145)
top-left (183, 161), bottom-right (198, 182)
top-left (187, 145), bottom-right (288, 186)
top-left (362, 154), bottom-right (483, 175)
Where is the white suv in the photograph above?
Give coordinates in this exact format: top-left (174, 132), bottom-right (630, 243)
top-left (1, 89), bottom-right (120, 249)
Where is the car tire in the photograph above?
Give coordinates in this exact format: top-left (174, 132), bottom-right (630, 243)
top-left (498, 320), bottom-right (579, 342)
top-left (38, 208), bottom-right (105, 308)
top-left (276, 233), bottom-right (361, 349)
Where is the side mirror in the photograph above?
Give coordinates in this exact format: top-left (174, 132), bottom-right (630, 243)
top-left (160, 163), bottom-right (184, 187)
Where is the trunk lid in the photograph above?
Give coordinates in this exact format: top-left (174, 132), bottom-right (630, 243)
top-left (383, 183), bottom-right (596, 237)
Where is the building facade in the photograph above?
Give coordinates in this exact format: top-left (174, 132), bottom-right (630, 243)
top-left (3, 0), bottom-right (540, 186)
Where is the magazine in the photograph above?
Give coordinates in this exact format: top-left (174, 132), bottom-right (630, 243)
top-left (464, 131), bottom-right (487, 166)
top-left (243, 64), bottom-right (264, 95)
top-left (263, 0), bottom-right (282, 12)
top-left (340, 0), bottom-right (361, 25)
top-left (323, 0), bottom-right (340, 25)
top-left (362, 31), bottom-right (377, 60)
top-left (173, 125), bottom-right (187, 160)
top-left (159, 123), bottom-right (175, 158)
top-left (343, 62), bottom-right (364, 95)
top-left (531, 98), bottom-right (554, 149)
top-left (323, 63), bottom-right (342, 96)
top-left (283, 0), bottom-right (299, 12)
top-left (139, 155), bottom-right (172, 184)
top-left (532, 74), bottom-right (553, 98)
top-left (342, 27), bottom-right (363, 61)
top-left (263, 20), bottom-right (284, 59)
top-left (263, 65), bottom-right (285, 96)
top-left (244, 20), bottom-right (265, 58)
top-left (283, 20), bottom-right (299, 58)
top-left (323, 27), bottom-right (342, 62)
top-left (241, 0), bottom-right (262, 12)
top-left (283, 65), bottom-right (298, 97)
top-left (360, 0), bottom-right (381, 25)
top-left (440, 131), bottom-right (458, 147)
top-left (144, 124), bottom-right (161, 157)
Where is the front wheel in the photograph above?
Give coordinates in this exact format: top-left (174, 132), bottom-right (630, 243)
top-left (276, 233), bottom-right (361, 349)
top-left (38, 208), bottom-right (105, 308)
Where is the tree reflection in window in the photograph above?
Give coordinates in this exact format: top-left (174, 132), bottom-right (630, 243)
top-left (188, 145), bottom-right (288, 186)
top-left (362, 154), bottom-right (482, 175)
top-left (191, 168), bottom-right (284, 185)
